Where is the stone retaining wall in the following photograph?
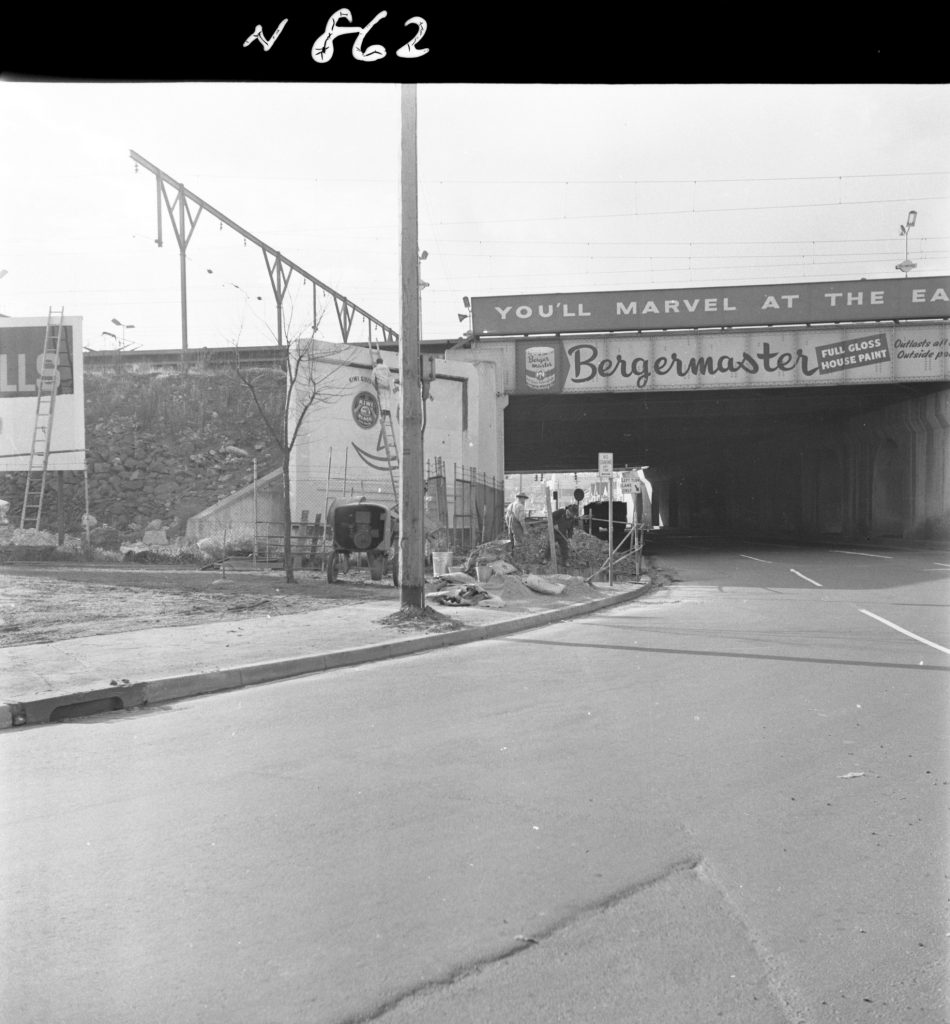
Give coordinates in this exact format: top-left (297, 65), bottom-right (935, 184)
top-left (0, 367), bottom-right (284, 540)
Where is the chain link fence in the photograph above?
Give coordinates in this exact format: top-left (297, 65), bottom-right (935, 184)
top-left (184, 456), bottom-right (504, 569)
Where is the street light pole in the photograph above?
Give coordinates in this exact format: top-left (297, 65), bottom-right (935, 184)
top-left (110, 318), bottom-right (136, 349)
top-left (896, 209), bottom-right (918, 276)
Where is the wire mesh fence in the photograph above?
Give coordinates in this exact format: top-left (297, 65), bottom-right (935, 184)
top-left (184, 455), bottom-right (505, 570)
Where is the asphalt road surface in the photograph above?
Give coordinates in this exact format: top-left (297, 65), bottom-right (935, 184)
top-left (2, 539), bottom-right (948, 1023)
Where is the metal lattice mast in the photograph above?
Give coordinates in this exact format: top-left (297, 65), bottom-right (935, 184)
top-left (129, 150), bottom-right (399, 353)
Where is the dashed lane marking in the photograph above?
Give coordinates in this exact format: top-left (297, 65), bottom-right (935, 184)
top-left (833, 550), bottom-right (893, 559)
top-left (738, 554), bottom-right (773, 563)
top-left (789, 568), bottom-right (822, 587)
top-left (859, 609), bottom-right (950, 656)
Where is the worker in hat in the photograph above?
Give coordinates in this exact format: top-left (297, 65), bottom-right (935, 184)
top-left (505, 491), bottom-right (529, 551)
top-left (372, 356), bottom-right (395, 417)
top-left (551, 502), bottom-right (579, 564)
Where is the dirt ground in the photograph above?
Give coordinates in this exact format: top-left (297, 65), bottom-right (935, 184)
top-left (0, 525), bottom-right (644, 648)
top-left (0, 563), bottom-right (401, 647)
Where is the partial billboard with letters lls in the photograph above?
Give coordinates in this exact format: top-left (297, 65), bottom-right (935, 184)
top-left (509, 323), bottom-right (950, 395)
top-left (0, 317), bottom-right (86, 472)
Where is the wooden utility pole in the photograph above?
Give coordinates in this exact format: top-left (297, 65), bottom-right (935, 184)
top-left (399, 83), bottom-right (425, 609)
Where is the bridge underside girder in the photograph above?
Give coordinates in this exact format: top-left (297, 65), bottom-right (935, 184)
top-left (504, 382), bottom-right (944, 473)
top-left (504, 381), bottom-right (950, 541)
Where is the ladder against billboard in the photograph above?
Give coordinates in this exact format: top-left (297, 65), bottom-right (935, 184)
top-left (0, 317), bottom-right (86, 472)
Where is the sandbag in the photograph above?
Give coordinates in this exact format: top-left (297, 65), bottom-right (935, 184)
top-left (524, 573), bottom-right (566, 595)
top-left (435, 571), bottom-right (476, 585)
top-left (488, 560), bottom-right (519, 575)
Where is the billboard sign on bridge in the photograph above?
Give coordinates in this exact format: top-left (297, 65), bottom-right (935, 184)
top-left (0, 317), bottom-right (86, 472)
top-left (506, 322), bottom-right (950, 395)
top-left (473, 276), bottom-right (950, 336)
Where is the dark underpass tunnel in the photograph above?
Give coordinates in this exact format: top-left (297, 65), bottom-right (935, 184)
top-left (504, 382), bottom-right (948, 543)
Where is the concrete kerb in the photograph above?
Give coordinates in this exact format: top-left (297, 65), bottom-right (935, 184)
top-left (1, 577), bottom-right (654, 730)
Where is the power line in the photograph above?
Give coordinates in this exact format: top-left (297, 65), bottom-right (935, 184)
top-left (421, 254), bottom-right (950, 285)
top-left (432, 247), bottom-right (949, 263)
top-left (191, 170), bottom-right (950, 186)
top-left (427, 234), bottom-right (950, 249)
top-left (434, 195), bottom-right (950, 227)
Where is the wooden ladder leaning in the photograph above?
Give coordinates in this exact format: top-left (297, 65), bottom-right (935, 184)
top-left (369, 333), bottom-right (400, 504)
top-left (20, 307), bottom-right (66, 531)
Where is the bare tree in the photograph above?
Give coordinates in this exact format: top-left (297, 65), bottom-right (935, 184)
top-left (234, 327), bottom-right (355, 583)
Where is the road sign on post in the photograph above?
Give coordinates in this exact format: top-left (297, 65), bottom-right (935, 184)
top-left (599, 453), bottom-right (613, 585)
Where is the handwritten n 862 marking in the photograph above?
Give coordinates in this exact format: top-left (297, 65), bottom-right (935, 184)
top-left (243, 11), bottom-right (430, 61)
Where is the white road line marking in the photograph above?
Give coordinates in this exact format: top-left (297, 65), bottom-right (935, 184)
top-left (739, 554), bottom-right (773, 563)
top-left (934, 562), bottom-right (950, 569)
top-left (790, 569), bottom-right (822, 587)
top-left (859, 609), bottom-right (950, 656)
top-left (833, 550), bottom-right (892, 559)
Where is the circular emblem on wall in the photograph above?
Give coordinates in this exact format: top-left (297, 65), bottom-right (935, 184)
top-left (352, 390), bottom-right (380, 430)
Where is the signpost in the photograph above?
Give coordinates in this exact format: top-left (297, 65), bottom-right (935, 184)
top-left (599, 452), bottom-right (613, 585)
top-left (544, 482), bottom-right (558, 573)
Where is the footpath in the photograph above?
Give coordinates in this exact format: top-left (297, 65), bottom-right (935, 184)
top-left (0, 573), bottom-right (653, 730)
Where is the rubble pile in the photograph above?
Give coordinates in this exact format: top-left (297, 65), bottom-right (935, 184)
top-left (428, 519), bottom-right (643, 613)
top-left (0, 522), bottom-right (208, 565)
top-left (0, 525), bottom-right (83, 563)
top-left (0, 526), bottom-right (82, 550)
top-left (464, 520), bottom-right (638, 581)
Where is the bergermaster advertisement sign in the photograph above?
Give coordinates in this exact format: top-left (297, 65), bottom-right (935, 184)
top-left (0, 317), bottom-right (86, 472)
top-left (508, 322), bottom-right (950, 395)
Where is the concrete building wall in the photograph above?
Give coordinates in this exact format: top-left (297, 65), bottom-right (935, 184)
top-left (186, 469), bottom-right (283, 545)
top-left (288, 342), bottom-right (505, 540)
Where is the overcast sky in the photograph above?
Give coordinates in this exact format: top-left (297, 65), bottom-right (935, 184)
top-left (1, 82), bottom-right (947, 351)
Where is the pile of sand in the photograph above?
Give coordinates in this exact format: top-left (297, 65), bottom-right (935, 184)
top-left (468, 523), bottom-right (637, 581)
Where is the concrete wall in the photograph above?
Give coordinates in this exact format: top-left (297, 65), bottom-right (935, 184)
top-left (185, 468), bottom-right (283, 545)
top-left (288, 342), bottom-right (506, 546)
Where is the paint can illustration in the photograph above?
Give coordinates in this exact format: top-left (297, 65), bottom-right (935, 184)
top-left (525, 345), bottom-right (556, 390)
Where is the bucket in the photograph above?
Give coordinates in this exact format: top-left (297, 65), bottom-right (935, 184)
top-left (432, 551), bottom-right (452, 575)
top-left (475, 563), bottom-right (492, 583)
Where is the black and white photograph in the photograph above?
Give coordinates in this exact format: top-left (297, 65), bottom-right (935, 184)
top-left (1, 23), bottom-right (948, 1024)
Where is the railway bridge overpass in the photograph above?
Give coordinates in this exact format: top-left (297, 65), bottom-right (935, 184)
top-left (466, 276), bottom-right (950, 544)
